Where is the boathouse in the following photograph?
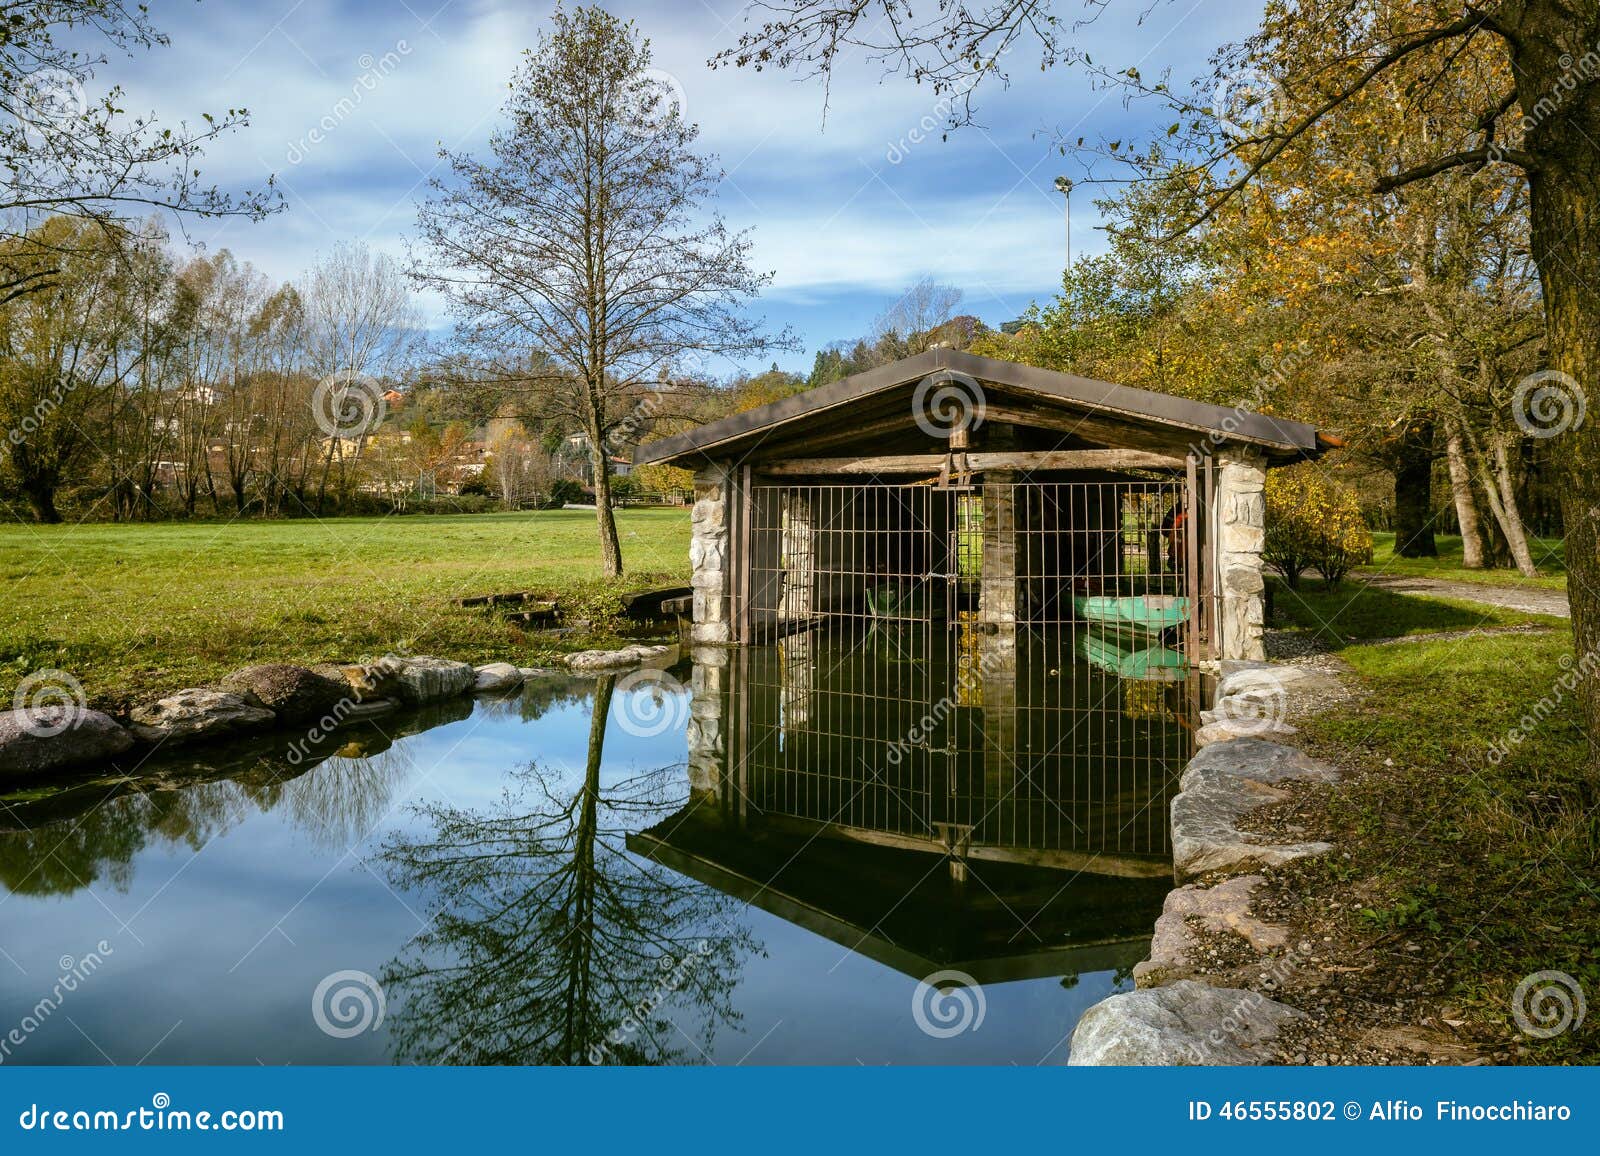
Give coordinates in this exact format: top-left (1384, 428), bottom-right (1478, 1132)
top-left (637, 350), bottom-right (1324, 665)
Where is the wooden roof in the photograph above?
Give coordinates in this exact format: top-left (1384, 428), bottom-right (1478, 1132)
top-left (635, 349), bottom-right (1323, 468)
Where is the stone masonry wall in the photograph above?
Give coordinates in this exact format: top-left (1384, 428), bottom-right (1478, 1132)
top-left (1216, 449), bottom-right (1268, 661)
top-left (689, 462), bottom-right (732, 645)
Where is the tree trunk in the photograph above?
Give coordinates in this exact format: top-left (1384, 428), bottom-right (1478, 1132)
top-left (21, 476), bottom-right (61, 523)
top-left (588, 439), bottom-right (624, 578)
top-left (1443, 414), bottom-right (1485, 568)
top-left (1391, 419), bottom-right (1437, 557)
top-left (1488, 433), bottom-right (1539, 578)
top-left (1517, 10), bottom-right (1600, 773)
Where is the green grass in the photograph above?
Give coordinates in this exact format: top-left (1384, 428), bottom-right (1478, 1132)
top-left (1293, 627), bottom-right (1598, 1061)
top-left (1269, 575), bottom-right (1565, 646)
top-left (1360, 531), bottom-right (1567, 590)
top-left (0, 509), bottom-right (690, 712)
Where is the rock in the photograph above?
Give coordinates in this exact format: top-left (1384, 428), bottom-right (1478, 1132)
top-left (517, 667), bottom-right (559, 680)
top-left (1171, 739), bottom-right (1340, 881)
top-left (1194, 718), bottom-right (1298, 746)
top-left (128, 688), bottom-right (275, 745)
top-left (1180, 738), bottom-right (1340, 794)
top-left (319, 656), bottom-right (474, 705)
top-left (1215, 664), bottom-right (1345, 717)
top-left (1069, 980), bottom-right (1305, 1065)
top-left (219, 664), bottom-right (350, 722)
top-left (0, 707), bottom-right (133, 776)
top-left (339, 698), bottom-right (399, 720)
top-left (564, 644), bottom-right (675, 673)
top-left (473, 662), bottom-right (524, 692)
top-left (312, 662), bottom-right (394, 703)
top-left (1134, 876), bottom-right (1288, 987)
top-left (388, 656), bottom-right (475, 704)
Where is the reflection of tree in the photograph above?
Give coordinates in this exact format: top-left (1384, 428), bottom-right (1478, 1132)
top-left (380, 675), bottom-right (755, 1065)
top-left (0, 723), bottom-right (415, 895)
top-left (0, 777), bottom-right (251, 896)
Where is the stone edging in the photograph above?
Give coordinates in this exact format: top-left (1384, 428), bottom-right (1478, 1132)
top-left (1068, 661), bottom-right (1346, 1066)
top-left (0, 647), bottom-right (685, 779)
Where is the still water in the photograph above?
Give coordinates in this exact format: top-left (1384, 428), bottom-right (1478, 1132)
top-left (0, 634), bottom-right (1194, 1065)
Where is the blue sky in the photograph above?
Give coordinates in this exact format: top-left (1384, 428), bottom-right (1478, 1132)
top-left (112, 0), bottom-right (1265, 376)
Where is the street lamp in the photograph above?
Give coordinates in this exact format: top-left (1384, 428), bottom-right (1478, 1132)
top-left (1053, 175), bottom-right (1074, 274)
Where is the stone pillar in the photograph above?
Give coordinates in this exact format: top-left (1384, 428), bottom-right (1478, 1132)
top-left (1216, 449), bottom-right (1267, 661)
top-left (689, 462), bottom-right (732, 645)
top-left (685, 645), bottom-right (728, 800)
top-left (979, 471), bottom-right (1018, 629)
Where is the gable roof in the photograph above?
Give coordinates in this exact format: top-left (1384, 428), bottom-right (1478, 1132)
top-left (635, 349), bottom-right (1323, 468)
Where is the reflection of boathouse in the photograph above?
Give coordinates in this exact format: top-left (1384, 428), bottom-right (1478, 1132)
top-left (630, 351), bottom-right (1324, 978)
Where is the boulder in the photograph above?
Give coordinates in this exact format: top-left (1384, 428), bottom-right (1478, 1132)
top-left (0, 706), bottom-right (133, 776)
top-left (316, 656), bottom-right (474, 705)
top-left (1069, 980), bottom-right (1305, 1065)
top-left (220, 663), bottom-right (351, 722)
top-left (1133, 875), bottom-right (1289, 988)
top-left (1194, 718), bottom-right (1298, 746)
top-left (388, 656), bottom-right (475, 704)
top-left (473, 662), bottom-right (524, 692)
top-left (311, 662), bottom-right (394, 703)
top-left (564, 644), bottom-right (675, 673)
top-left (1171, 739), bottom-right (1340, 881)
top-left (128, 688), bottom-right (275, 745)
top-left (1179, 738), bottom-right (1340, 794)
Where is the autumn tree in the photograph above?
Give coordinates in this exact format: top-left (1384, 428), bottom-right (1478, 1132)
top-left (722, 0), bottom-right (1600, 748)
top-left (413, 5), bottom-right (790, 576)
top-left (0, 217), bottom-right (147, 521)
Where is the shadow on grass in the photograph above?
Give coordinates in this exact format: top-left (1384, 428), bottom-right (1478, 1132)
top-left (1268, 576), bottom-right (1551, 648)
top-left (1363, 532), bottom-right (1567, 583)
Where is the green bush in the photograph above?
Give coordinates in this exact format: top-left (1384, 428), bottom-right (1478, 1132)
top-left (1264, 467), bottom-right (1373, 589)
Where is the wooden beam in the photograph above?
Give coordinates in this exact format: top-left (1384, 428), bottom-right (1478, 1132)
top-left (759, 449), bottom-right (1185, 476)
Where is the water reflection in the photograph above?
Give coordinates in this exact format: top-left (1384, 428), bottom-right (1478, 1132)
top-left (634, 631), bottom-right (1188, 985)
top-left (0, 637), bottom-right (1194, 1065)
top-left (378, 675), bottom-right (756, 1065)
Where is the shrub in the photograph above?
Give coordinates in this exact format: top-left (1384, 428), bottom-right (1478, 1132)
top-left (1264, 467), bottom-right (1373, 589)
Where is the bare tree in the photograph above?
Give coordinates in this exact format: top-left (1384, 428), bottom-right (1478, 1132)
top-left (301, 241), bottom-right (420, 511)
top-left (412, 5), bottom-right (791, 576)
top-left (870, 275), bottom-right (964, 352)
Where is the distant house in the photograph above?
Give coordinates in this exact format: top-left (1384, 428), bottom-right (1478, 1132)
top-left (558, 432), bottom-right (633, 484)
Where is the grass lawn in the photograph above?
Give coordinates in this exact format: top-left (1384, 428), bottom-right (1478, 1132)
top-left (1360, 531), bottom-right (1567, 590)
top-left (1287, 626), bottom-right (1598, 1061)
top-left (0, 508), bottom-right (690, 712)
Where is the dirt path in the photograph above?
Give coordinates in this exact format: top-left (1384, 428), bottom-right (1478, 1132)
top-left (1360, 574), bottom-right (1570, 618)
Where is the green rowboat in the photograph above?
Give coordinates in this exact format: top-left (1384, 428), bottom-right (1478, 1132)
top-left (1076, 627), bottom-right (1188, 681)
top-left (1072, 593), bottom-right (1189, 633)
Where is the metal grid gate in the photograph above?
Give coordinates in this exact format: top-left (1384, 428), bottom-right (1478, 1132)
top-left (723, 470), bottom-right (1208, 870)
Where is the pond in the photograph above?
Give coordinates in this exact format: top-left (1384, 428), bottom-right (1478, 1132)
top-left (0, 630), bottom-right (1196, 1065)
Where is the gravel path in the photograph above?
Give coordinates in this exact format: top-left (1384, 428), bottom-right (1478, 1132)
top-left (1360, 574), bottom-right (1570, 618)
